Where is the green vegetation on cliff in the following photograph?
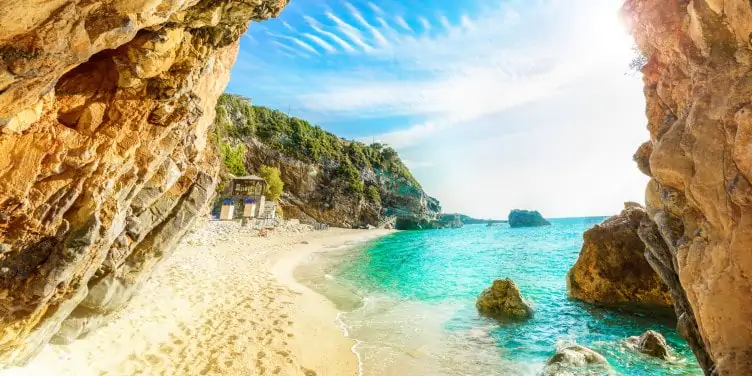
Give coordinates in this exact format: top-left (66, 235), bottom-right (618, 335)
top-left (259, 165), bottom-right (284, 200)
top-left (219, 143), bottom-right (247, 176)
top-left (214, 94), bottom-right (420, 191)
top-left (212, 93), bottom-right (440, 228)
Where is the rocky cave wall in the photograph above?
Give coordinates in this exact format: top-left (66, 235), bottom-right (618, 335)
top-left (0, 0), bottom-right (286, 366)
top-left (625, 0), bottom-right (752, 374)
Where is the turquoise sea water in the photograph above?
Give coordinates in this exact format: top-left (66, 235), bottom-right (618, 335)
top-left (296, 218), bottom-right (703, 376)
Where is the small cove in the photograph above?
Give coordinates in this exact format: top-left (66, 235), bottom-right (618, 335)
top-left (295, 218), bottom-right (703, 375)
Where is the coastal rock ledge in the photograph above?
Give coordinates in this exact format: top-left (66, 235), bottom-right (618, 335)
top-left (0, 0), bottom-right (287, 366)
top-left (476, 278), bottom-right (533, 321)
top-left (566, 203), bottom-right (671, 308)
top-left (625, 0), bottom-right (752, 373)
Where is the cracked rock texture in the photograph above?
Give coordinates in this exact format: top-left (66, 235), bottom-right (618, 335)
top-left (567, 203), bottom-right (672, 308)
top-left (624, 0), bottom-right (752, 374)
top-left (0, 0), bottom-right (286, 366)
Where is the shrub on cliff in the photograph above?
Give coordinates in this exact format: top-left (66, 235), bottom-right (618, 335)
top-left (259, 165), bottom-right (284, 200)
top-left (220, 143), bottom-right (247, 176)
top-left (336, 162), bottom-right (364, 195)
top-left (216, 94), bottom-right (254, 137)
top-left (367, 185), bottom-right (381, 205)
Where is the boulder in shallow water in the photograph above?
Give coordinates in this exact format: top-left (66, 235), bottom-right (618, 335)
top-left (543, 344), bottom-right (614, 376)
top-left (626, 330), bottom-right (671, 360)
top-left (566, 203), bottom-right (671, 308)
top-left (476, 278), bottom-right (533, 321)
top-left (508, 210), bottom-right (551, 228)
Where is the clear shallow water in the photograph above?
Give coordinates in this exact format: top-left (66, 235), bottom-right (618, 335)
top-left (296, 218), bottom-right (703, 376)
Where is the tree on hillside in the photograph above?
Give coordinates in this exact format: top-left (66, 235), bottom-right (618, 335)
top-left (259, 165), bottom-right (284, 200)
top-left (220, 143), bottom-right (247, 176)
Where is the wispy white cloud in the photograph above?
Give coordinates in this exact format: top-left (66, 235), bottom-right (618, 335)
top-left (303, 16), bottom-right (357, 53)
top-left (283, 0), bottom-right (633, 148)
top-left (377, 17), bottom-right (398, 37)
top-left (368, 2), bottom-right (384, 15)
top-left (243, 33), bottom-right (257, 45)
top-left (438, 15), bottom-right (451, 30)
top-left (395, 16), bottom-right (412, 32)
top-left (272, 41), bottom-right (310, 58)
top-left (302, 33), bottom-right (336, 53)
top-left (418, 17), bottom-right (431, 33)
top-left (270, 33), bottom-right (320, 55)
top-left (281, 21), bottom-right (296, 32)
top-left (344, 2), bottom-right (389, 47)
top-left (326, 12), bottom-right (375, 52)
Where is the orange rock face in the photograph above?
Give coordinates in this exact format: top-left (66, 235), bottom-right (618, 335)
top-left (624, 0), bottom-right (752, 374)
top-left (0, 0), bottom-right (287, 365)
top-left (567, 203), bottom-right (672, 308)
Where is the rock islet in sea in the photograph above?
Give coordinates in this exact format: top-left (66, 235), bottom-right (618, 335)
top-left (508, 210), bottom-right (551, 228)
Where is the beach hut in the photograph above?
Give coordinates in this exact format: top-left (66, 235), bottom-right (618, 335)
top-left (230, 175), bottom-right (268, 219)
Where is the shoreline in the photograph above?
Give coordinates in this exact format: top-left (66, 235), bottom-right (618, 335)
top-left (271, 228), bottom-right (394, 376)
top-left (0, 221), bottom-right (394, 376)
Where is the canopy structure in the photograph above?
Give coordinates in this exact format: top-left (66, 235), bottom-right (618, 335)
top-left (231, 175), bottom-right (267, 197)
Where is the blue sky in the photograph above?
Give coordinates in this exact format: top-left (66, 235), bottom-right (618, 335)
top-left (227, 0), bottom-right (650, 219)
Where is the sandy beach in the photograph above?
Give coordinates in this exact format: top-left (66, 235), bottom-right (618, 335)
top-left (1, 221), bottom-right (393, 376)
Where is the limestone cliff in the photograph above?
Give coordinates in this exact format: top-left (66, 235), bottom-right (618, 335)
top-left (567, 203), bottom-right (672, 308)
top-left (624, 0), bottom-right (752, 374)
top-left (213, 94), bottom-right (441, 228)
top-left (0, 0), bottom-right (286, 365)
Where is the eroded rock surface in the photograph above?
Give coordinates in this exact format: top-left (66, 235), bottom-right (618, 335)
top-left (624, 0), bottom-right (752, 374)
top-left (476, 278), bottom-right (533, 321)
top-left (542, 344), bottom-right (614, 376)
top-left (626, 330), bottom-right (672, 360)
top-left (567, 203), bottom-right (671, 307)
top-left (0, 0), bottom-right (286, 366)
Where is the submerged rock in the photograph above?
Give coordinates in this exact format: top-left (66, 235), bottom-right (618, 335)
top-left (566, 203), bottom-right (671, 307)
top-left (626, 330), bottom-right (671, 360)
top-left (476, 278), bottom-right (533, 321)
top-left (542, 344), bottom-right (614, 376)
top-left (508, 210), bottom-right (551, 228)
